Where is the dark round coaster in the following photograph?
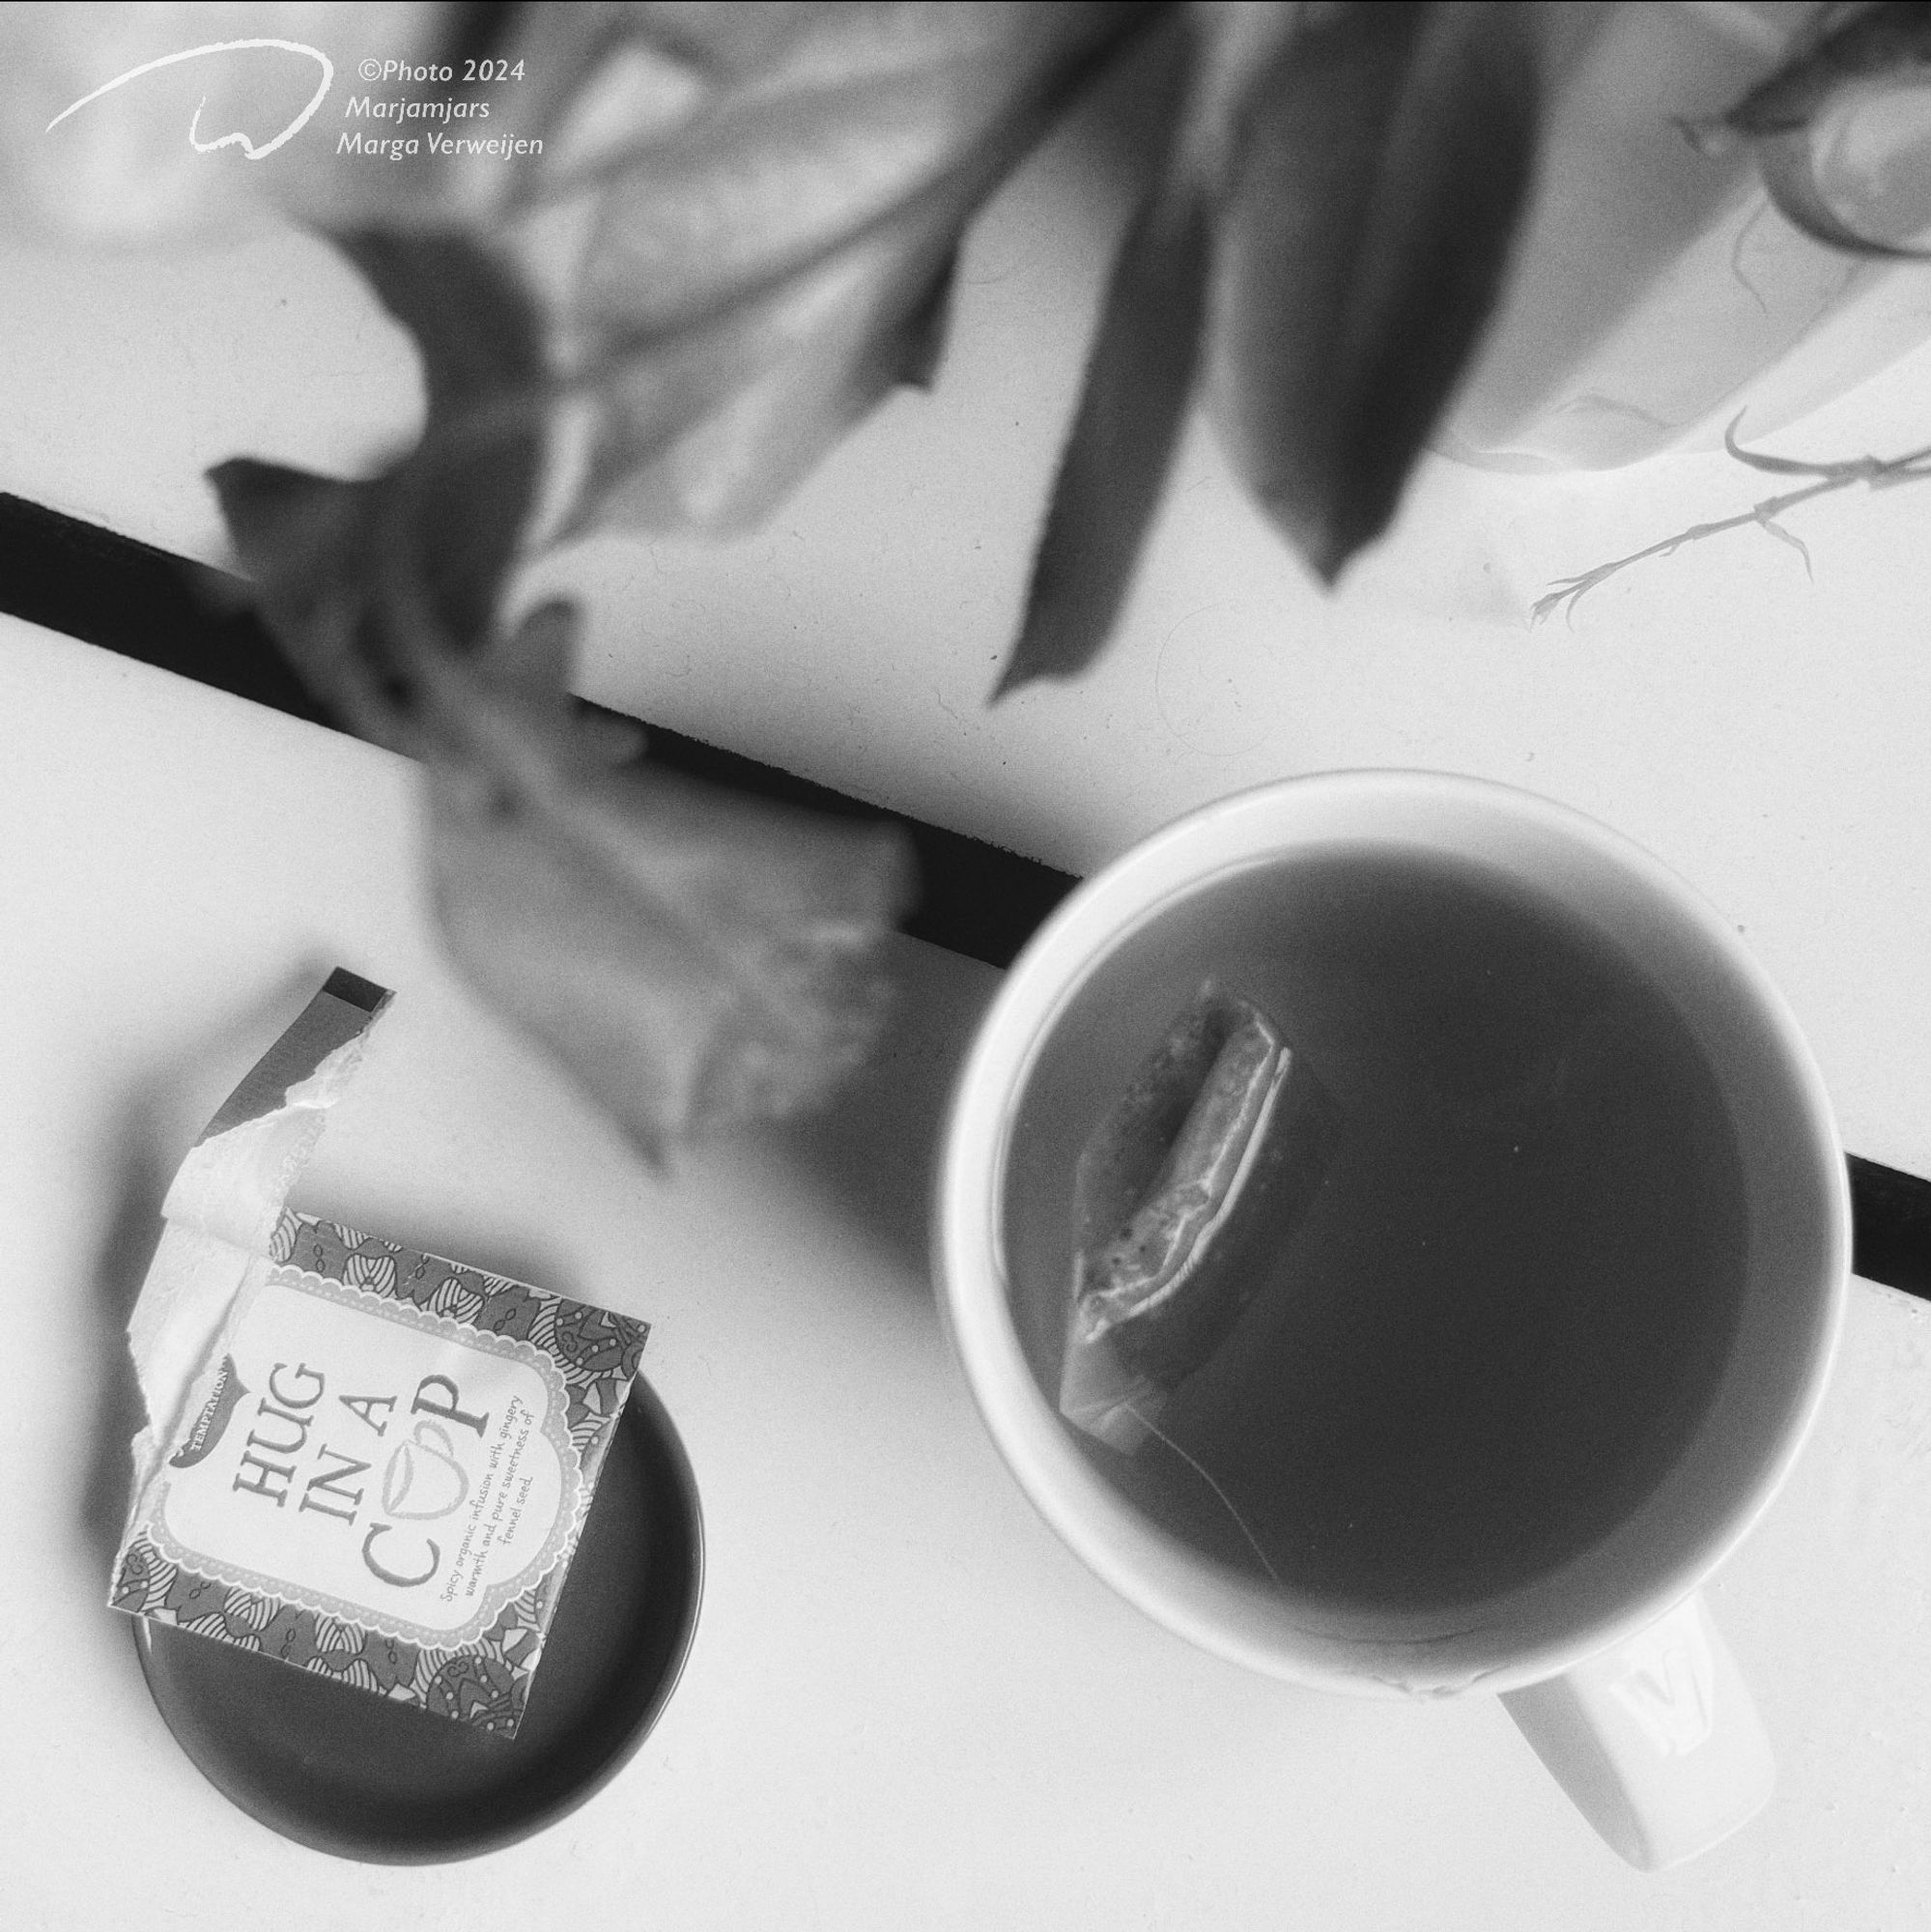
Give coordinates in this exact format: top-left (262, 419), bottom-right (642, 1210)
top-left (135, 1378), bottom-right (702, 1862)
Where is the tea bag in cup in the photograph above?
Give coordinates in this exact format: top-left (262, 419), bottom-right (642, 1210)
top-left (1062, 980), bottom-right (1340, 1453)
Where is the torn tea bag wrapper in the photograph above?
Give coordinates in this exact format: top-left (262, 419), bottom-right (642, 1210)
top-left (1063, 980), bottom-right (1339, 1454)
top-left (110, 970), bottom-right (648, 1737)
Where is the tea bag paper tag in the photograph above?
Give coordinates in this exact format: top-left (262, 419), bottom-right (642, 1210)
top-left (126, 969), bottom-right (393, 1498)
top-left (111, 971), bottom-right (648, 1737)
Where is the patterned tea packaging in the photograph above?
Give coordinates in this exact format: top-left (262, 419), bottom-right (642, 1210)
top-left (109, 972), bottom-right (647, 1737)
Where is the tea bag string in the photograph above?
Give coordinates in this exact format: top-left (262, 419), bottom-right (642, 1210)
top-left (1122, 1401), bottom-right (1284, 1589)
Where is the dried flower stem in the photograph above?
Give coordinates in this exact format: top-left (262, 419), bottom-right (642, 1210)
top-left (1532, 418), bottom-right (1931, 624)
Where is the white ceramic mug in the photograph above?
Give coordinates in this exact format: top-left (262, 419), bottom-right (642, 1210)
top-left (934, 771), bottom-right (1849, 1870)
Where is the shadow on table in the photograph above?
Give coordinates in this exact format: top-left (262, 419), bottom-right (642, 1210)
top-left (767, 935), bottom-right (1000, 1294)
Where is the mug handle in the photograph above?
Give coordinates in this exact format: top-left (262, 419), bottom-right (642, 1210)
top-left (1499, 1591), bottom-right (1775, 1870)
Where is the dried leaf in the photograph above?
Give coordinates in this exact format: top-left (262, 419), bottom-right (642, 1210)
top-left (1533, 426), bottom-right (1931, 620)
top-left (1755, 514), bottom-right (1814, 576)
top-left (893, 245), bottom-right (959, 390)
top-left (994, 185), bottom-right (1207, 696)
top-left (1207, 0), bottom-right (1540, 582)
top-left (1722, 0), bottom-right (1931, 259)
top-left (995, 17), bottom-right (1207, 698)
top-left (332, 230), bottom-right (548, 649)
top-left (1720, 412), bottom-right (1840, 475)
top-left (525, 2), bottom-right (1149, 535)
top-left (417, 600), bottom-right (912, 1160)
top-left (489, 596), bottom-right (580, 701)
top-left (474, 598), bottom-right (646, 767)
top-left (564, 205), bottom-right (962, 535)
top-left (207, 457), bottom-right (390, 733)
top-left (210, 215), bottom-right (917, 1162)
top-left (211, 231), bottom-right (548, 741)
top-left (424, 686), bottom-right (916, 1166)
top-left (558, 5), bottom-right (1137, 335)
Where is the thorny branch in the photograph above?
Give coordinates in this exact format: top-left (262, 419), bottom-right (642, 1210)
top-left (1532, 417), bottom-right (1931, 624)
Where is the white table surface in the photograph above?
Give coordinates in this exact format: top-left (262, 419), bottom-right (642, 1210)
top-left (3, 613), bottom-right (1929, 1929)
top-left (5, 57), bottom-right (1931, 1927)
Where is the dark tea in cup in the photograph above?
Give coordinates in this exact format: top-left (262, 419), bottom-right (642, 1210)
top-left (1000, 843), bottom-right (1750, 1617)
top-left (939, 773), bottom-right (1846, 1865)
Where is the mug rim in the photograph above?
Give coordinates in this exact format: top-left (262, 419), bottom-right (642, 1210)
top-left (933, 768), bottom-right (1851, 1697)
